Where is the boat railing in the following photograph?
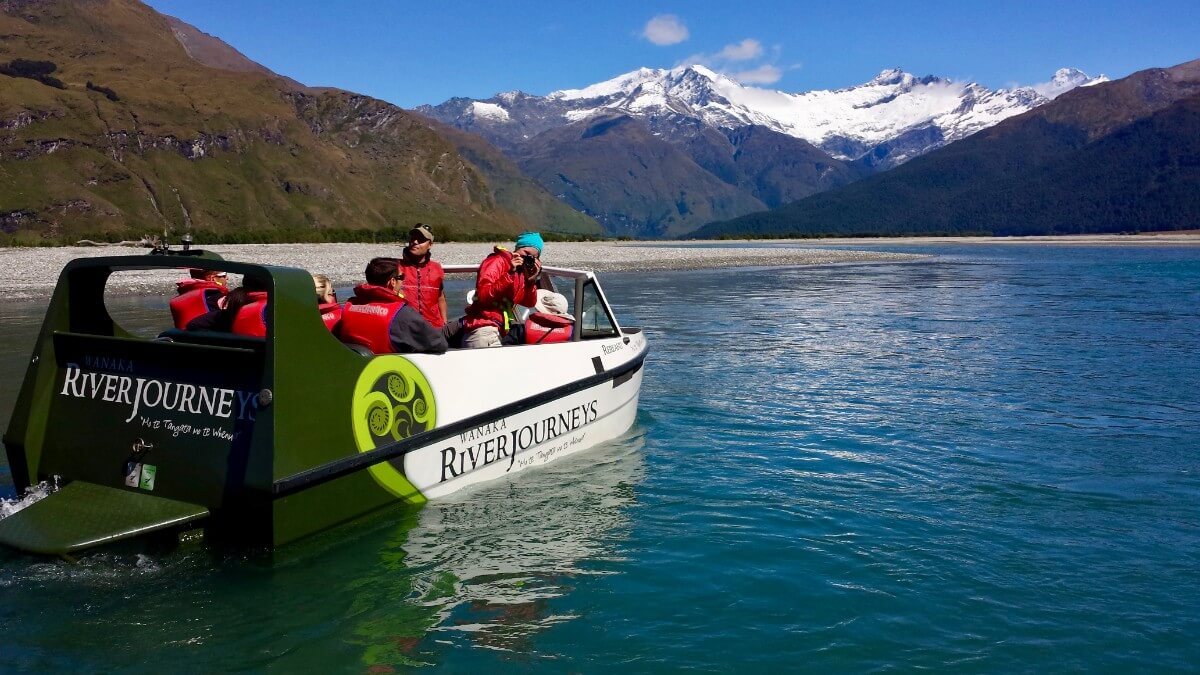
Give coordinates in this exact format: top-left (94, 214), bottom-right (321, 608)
top-left (441, 265), bottom-right (622, 338)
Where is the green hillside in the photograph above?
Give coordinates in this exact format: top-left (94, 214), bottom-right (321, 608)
top-left (0, 0), bottom-right (590, 244)
top-left (419, 117), bottom-right (603, 237)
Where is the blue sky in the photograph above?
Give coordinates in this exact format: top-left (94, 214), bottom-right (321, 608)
top-left (146, 0), bottom-right (1199, 108)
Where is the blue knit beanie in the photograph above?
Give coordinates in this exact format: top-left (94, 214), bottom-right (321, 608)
top-left (514, 231), bottom-right (544, 254)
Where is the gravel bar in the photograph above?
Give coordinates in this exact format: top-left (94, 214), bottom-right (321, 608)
top-left (0, 241), bottom-right (925, 299)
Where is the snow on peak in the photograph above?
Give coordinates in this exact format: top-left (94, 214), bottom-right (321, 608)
top-left (682, 64), bottom-right (721, 81)
top-left (552, 67), bottom-right (666, 100)
top-left (471, 101), bottom-right (510, 122)
top-left (431, 63), bottom-right (1105, 166)
top-left (1054, 67), bottom-right (1088, 83)
top-left (1030, 67), bottom-right (1107, 99)
top-left (537, 63), bottom-right (1077, 157)
top-left (870, 68), bottom-right (909, 85)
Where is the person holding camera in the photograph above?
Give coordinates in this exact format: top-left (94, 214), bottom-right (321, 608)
top-left (461, 231), bottom-right (544, 348)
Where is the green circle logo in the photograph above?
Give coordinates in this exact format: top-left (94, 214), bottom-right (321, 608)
top-left (351, 357), bottom-right (437, 500)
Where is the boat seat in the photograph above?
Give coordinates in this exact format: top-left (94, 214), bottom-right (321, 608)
top-left (342, 342), bottom-right (375, 358)
top-left (156, 328), bottom-right (265, 351)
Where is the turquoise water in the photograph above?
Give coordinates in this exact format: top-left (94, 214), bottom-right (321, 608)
top-left (1, 244), bottom-right (1199, 672)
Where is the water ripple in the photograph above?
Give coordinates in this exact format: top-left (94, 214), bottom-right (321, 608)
top-left (1, 245), bottom-right (1199, 671)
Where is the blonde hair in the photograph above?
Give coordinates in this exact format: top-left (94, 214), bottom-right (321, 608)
top-left (312, 274), bottom-right (335, 302)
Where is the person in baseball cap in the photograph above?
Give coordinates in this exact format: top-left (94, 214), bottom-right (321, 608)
top-left (396, 223), bottom-right (448, 328)
top-left (409, 224), bottom-right (434, 243)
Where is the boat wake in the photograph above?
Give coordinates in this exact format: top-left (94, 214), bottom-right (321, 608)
top-left (0, 479), bottom-right (59, 519)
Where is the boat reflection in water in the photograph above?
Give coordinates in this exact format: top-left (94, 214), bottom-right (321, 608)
top-left (337, 429), bottom-right (646, 668)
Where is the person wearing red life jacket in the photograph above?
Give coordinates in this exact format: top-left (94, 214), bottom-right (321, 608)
top-left (169, 268), bottom-right (228, 329)
top-left (231, 290), bottom-right (269, 337)
top-left (462, 231), bottom-right (544, 348)
top-left (313, 273), bottom-right (342, 333)
top-left (185, 276), bottom-right (267, 335)
top-left (338, 257), bottom-right (447, 354)
top-left (395, 224), bottom-right (447, 328)
top-left (524, 289), bottom-right (575, 344)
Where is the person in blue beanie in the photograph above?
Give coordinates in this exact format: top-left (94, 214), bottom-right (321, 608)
top-left (462, 231), bottom-right (545, 348)
top-left (514, 231), bottom-right (544, 252)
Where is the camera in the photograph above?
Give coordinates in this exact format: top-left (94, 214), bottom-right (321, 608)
top-left (520, 253), bottom-right (538, 270)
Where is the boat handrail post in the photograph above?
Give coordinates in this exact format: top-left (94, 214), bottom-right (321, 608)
top-left (572, 277), bottom-right (585, 342)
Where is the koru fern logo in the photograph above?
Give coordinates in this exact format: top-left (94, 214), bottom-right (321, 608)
top-left (351, 357), bottom-right (436, 499)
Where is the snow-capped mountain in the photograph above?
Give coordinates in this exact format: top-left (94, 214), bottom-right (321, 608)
top-left (419, 65), bottom-right (1106, 168)
top-left (415, 65), bottom-right (1107, 237)
top-left (1032, 67), bottom-right (1108, 99)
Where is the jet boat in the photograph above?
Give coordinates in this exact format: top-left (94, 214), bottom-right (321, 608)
top-left (0, 248), bottom-right (647, 555)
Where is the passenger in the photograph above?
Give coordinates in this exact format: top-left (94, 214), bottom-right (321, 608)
top-left (313, 273), bottom-right (341, 332)
top-left (524, 290), bottom-right (575, 344)
top-left (169, 268), bottom-right (228, 329)
top-left (338, 257), bottom-right (447, 354)
top-left (462, 231), bottom-right (543, 348)
top-left (396, 224), bottom-right (448, 328)
top-left (230, 279), bottom-right (269, 337)
top-left (185, 277), bottom-right (267, 335)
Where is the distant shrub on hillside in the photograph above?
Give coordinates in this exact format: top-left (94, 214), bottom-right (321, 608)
top-left (2, 58), bottom-right (56, 77)
top-left (86, 81), bottom-right (120, 101)
top-left (0, 58), bottom-right (66, 89)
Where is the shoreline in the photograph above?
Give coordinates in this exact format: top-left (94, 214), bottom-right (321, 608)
top-left (1, 233), bottom-right (1197, 299)
top-left (710, 232), bottom-right (1200, 246)
top-left (0, 241), bottom-right (927, 299)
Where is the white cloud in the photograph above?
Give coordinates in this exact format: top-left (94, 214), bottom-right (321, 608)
top-left (642, 14), bottom-right (689, 46)
top-left (675, 38), bottom-right (788, 86)
top-left (717, 39), bottom-right (763, 62)
top-left (732, 64), bottom-right (783, 85)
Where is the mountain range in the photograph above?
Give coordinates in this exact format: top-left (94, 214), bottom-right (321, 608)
top-left (693, 59), bottom-right (1200, 238)
top-left (3, 0), bottom-right (1189, 244)
top-left (417, 65), bottom-right (1105, 237)
top-left (0, 0), bottom-right (600, 244)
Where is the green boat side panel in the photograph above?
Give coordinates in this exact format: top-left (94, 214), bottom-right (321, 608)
top-left (271, 470), bottom-right (402, 547)
top-left (264, 266), bottom-right (422, 543)
top-left (2, 265), bottom-right (74, 490)
top-left (0, 481), bottom-right (209, 555)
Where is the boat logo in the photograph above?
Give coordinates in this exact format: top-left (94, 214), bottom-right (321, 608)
top-left (350, 357), bottom-right (436, 499)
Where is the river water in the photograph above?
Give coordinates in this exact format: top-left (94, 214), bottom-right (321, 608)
top-left (1, 243), bottom-right (1198, 672)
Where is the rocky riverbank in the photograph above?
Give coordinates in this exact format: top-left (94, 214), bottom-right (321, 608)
top-left (0, 241), bottom-right (927, 299)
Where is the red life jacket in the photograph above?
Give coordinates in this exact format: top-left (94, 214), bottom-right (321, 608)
top-left (319, 301), bottom-right (342, 332)
top-left (170, 279), bottom-right (227, 329)
top-left (337, 284), bottom-right (406, 354)
top-left (398, 256), bottom-right (445, 328)
top-left (231, 292), bottom-right (269, 337)
top-left (463, 247), bottom-right (538, 335)
top-left (524, 313), bottom-right (574, 344)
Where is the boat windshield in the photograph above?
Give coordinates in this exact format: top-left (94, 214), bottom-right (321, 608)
top-left (579, 280), bottom-right (618, 339)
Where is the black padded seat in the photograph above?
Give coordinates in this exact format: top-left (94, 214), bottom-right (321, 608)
top-left (342, 342), bottom-right (375, 357)
top-left (156, 328), bottom-right (266, 351)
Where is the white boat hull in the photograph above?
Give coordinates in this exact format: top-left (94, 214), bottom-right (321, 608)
top-left (353, 330), bottom-right (648, 500)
